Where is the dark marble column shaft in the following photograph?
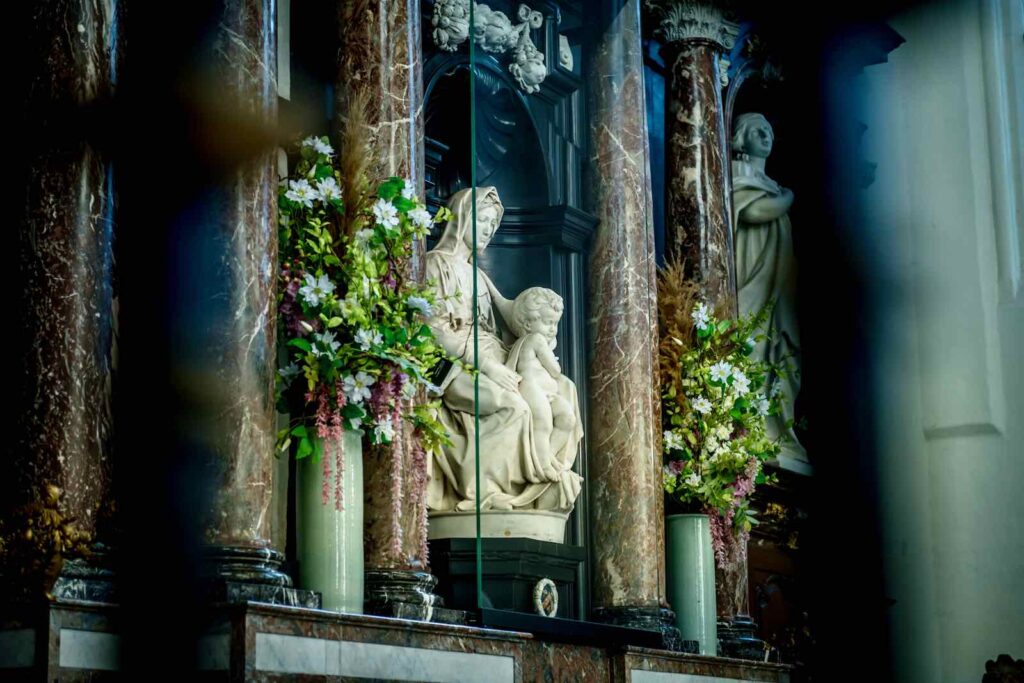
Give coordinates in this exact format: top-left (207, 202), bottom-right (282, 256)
top-left (5, 0), bottom-right (122, 601)
top-left (662, 31), bottom-right (736, 314)
top-left (653, 2), bottom-right (756, 638)
top-left (336, 0), bottom-right (442, 619)
top-left (585, 1), bottom-right (677, 646)
top-left (197, 0), bottom-right (302, 597)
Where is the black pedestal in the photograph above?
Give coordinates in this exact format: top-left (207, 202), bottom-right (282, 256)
top-left (363, 569), bottom-right (467, 624)
top-left (202, 545), bottom-right (320, 608)
top-left (429, 538), bottom-right (585, 619)
top-left (592, 605), bottom-right (693, 653)
top-left (718, 615), bottom-right (770, 660)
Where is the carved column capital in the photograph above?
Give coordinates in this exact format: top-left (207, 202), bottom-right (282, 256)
top-left (646, 0), bottom-right (739, 52)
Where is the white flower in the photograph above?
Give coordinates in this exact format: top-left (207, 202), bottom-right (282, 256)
top-left (302, 136), bottom-right (334, 157)
top-left (355, 328), bottom-right (383, 351)
top-left (755, 395), bottom-right (770, 416)
top-left (406, 296), bottom-right (433, 316)
top-left (285, 179), bottom-right (317, 208)
top-left (354, 228), bottom-right (374, 248)
top-left (314, 139), bottom-right (334, 156)
top-left (372, 199), bottom-right (400, 228)
top-left (663, 430), bottom-right (684, 452)
top-left (313, 331), bottom-right (341, 357)
top-left (714, 424), bottom-right (732, 441)
top-left (408, 207), bottom-right (433, 230)
top-left (692, 396), bottom-right (713, 414)
top-left (342, 371), bottom-right (375, 404)
top-left (401, 179), bottom-right (417, 200)
top-left (316, 176), bottom-right (342, 202)
top-left (732, 370), bottom-right (751, 396)
top-left (691, 302), bottom-right (711, 331)
top-left (709, 361), bottom-right (732, 384)
top-left (704, 434), bottom-right (720, 455)
top-left (374, 418), bottom-right (396, 443)
top-left (299, 273), bottom-right (335, 307)
top-left (278, 362), bottom-right (300, 380)
top-left (684, 472), bottom-right (701, 488)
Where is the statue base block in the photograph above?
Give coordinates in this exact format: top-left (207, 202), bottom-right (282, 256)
top-left (429, 537), bottom-right (585, 620)
top-left (428, 510), bottom-right (570, 544)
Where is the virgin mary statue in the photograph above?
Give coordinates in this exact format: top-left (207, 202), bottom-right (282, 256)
top-left (424, 187), bottom-right (583, 521)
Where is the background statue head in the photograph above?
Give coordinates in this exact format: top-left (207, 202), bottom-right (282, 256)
top-left (433, 186), bottom-right (505, 258)
top-left (732, 112), bottom-right (774, 161)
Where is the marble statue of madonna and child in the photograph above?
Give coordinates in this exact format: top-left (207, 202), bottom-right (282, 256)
top-left (424, 187), bottom-right (584, 543)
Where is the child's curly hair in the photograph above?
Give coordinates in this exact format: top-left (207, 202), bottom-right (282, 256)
top-left (509, 287), bottom-right (563, 337)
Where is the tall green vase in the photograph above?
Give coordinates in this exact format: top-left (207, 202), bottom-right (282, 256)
top-left (666, 513), bottom-right (718, 655)
top-left (297, 430), bottom-right (363, 613)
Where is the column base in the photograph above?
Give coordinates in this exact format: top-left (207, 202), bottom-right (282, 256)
top-left (717, 615), bottom-right (769, 660)
top-left (202, 545), bottom-right (320, 609)
top-left (51, 553), bottom-right (116, 604)
top-left (591, 606), bottom-right (695, 653)
top-left (364, 569), bottom-right (467, 624)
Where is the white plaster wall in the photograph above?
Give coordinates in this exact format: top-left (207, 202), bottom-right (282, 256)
top-left (860, 1), bottom-right (1024, 680)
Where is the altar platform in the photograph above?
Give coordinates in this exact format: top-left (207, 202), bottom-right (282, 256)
top-left (0, 600), bottom-right (792, 682)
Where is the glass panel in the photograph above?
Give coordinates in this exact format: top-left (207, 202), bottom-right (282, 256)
top-left (425, 0), bottom-right (655, 629)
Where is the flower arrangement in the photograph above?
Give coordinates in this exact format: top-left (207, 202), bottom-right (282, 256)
top-left (275, 134), bottom-right (451, 511)
top-left (658, 262), bottom-right (784, 569)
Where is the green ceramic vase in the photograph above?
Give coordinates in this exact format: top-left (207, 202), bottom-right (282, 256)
top-left (296, 430), bottom-right (363, 613)
top-left (666, 513), bottom-right (718, 655)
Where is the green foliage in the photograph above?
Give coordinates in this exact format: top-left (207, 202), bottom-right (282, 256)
top-left (659, 293), bottom-right (782, 531)
top-left (275, 138), bottom-right (451, 456)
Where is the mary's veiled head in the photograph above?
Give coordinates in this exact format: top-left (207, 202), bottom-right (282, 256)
top-left (433, 187), bottom-right (505, 259)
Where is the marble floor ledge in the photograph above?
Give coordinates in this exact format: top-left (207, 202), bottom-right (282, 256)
top-left (235, 602), bottom-right (534, 644)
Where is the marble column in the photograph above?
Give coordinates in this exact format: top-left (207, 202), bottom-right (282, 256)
top-left (196, 0), bottom-right (314, 606)
top-left (585, 0), bottom-right (680, 649)
top-left (336, 0), bottom-right (445, 621)
top-left (650, 2), bottom-right (762, 650)
top-left (3, 0), bottom-right (123, 603)
top-left (654, 1), bottom-right (739, 315)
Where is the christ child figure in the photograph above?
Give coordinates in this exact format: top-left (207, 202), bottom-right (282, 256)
top-left (507, 287), bottom-right (576, 482)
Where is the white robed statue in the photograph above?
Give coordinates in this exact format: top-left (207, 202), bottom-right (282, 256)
top-left (731, 113), bottom-right (808, 470)
top-left (424, 187), bottom-right (583, 542)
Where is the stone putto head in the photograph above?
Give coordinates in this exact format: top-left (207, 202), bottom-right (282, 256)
top-left (732, 112), bottom-right (774, 160)
top-left (510, 287), bottom-right (563, 341)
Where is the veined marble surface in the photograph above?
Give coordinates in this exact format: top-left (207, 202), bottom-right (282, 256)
top-left (202, 0), bottom-right (280, 548)
top-left (13, 0), bottom-right (122, 554)
top-left (337, 0), bottom-right (431, 573)
top-left (585, 0), bottom-right (665, 612)
top-left (662, 40), bottom-right (736, 314)
top-left (255, 632), bottom-right (515, 681)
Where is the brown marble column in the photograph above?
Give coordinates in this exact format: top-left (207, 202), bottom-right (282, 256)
top-left (654, 1), bottom-right (739, 315)
top-left (650, 2), bottom-right (764, 654)
top-left (585, 0), bottom-right (679, 648)
top-left (336, 0), bottom-right (444, 620)
top-left (197, 0), bottom-right (314, 606)
top-left (3, 0), bottom-right (123, 603)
